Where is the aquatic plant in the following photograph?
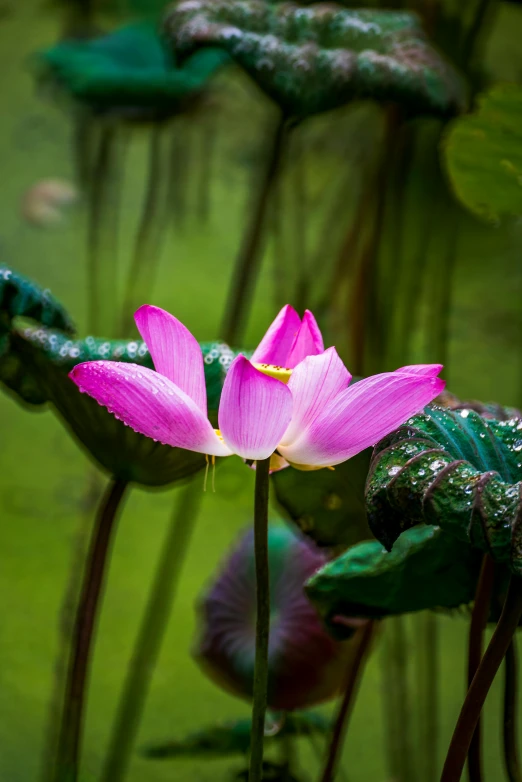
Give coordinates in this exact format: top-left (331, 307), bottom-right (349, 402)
top-left (0, 264), bottom-right (74, 339)
top-left (365, 404), bottom-right (522, 781)
top-left (163, 0), bottom-right (466, 346)
top-left (70, 301), bottom-right (443, 781)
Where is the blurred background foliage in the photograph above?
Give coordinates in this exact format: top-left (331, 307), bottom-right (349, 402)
top-left (1, 0), bottom-right (522, 780)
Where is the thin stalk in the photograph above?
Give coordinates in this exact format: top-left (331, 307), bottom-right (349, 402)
top-left (100, 479), bottom-right (203, 782)
top-left (417, 612), bottom-right (439, 782)
top-left (52, 478), bottom-right (129, 782)
top-left (441, 576), bottom-right (522, 782)
top-left (467, 555), bottom-right (495, 782)
top-left (221, 112), bottom-right (288, 347)
top-left (120, 124), bottom-right (171, 335)
top-left (461, 0), bottom-right (494, 68)
top-left (290, 131), bottom-right (309, 313)
top-left (320, 620), bottom-right (374, 782)
top-left (249, 456), bottom-right (271, 782)
top-left (503, 638), bottom-right (521, 782)
top-left (87, 124), bottom-right (123, 336)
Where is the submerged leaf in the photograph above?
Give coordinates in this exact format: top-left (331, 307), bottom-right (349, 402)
top-left (36, 22), bottom-right (229, 119)
top-left (306, 525), bottom-right (482, 634)
top-left (165, 1), bottom-right (466, 118)
top-left (0, 326), bottom-right (238, 485)
top-left (143, 711), bottom-right (330, 759)
top-left (443, 84), bottom-right (522, 221)
top-left (366, 406), bottom-right (522, 574)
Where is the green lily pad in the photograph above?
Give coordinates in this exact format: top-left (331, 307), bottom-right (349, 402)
top-left (271, 447), bottom-right (372, 547)
top-left (165, 1), bottom-right (466, 119)
top-left (142, 710), bottom-right (330, 758)
top-left (365, 406), bottom-right (522, 575)
top-left (36, 22), bottom-right (229, 119)
top-left (0, 326), bottom-right (239, 485)
top-left (306, 525), bottom-right (482, 635)
top-left (443, 84), bottom-right (522, 221)
top-left (0, 265), bottom-right (74, 337)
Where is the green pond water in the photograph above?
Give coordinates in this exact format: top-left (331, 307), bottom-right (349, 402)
top-left (1, 2), bottom-right (522, 781)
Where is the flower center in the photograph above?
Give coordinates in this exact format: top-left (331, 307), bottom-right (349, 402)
top-left (252, 363), bottom-right (292, 384)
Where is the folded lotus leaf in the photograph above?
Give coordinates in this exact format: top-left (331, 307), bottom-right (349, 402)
top-left (0, 326), bottom-right (238, 485)
top-left (365, 406), bottom-right (522, 574)
top-left (443, 84), bottom-right (522, 221)
top-left (164, 1), bottom-right (466, 119)
top-left (142, 710), bottom-right (330, 758)
top-left (306, 525), bottom-right (482, 636)
top-left (0, 265), bottom-right (74, 337)
top-left (271, 447), bottom-right (372, 547)
top-left (36, 22), bottom-right (229, 119)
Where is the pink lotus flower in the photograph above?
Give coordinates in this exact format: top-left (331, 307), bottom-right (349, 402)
top-left (70, 304), bottom-right (445, 469)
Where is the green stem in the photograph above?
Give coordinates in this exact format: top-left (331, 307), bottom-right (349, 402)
top-left (467, 555), bottom-right (495, 782)
top-left (120, 124), bottom-right (170, 335)
top-left (417, 612), bottom-right (439, 782)
top-left (248, 456), bottom-right (271, 782)
top-left (221, 112), bottom-right (288, 347)
top-left (52, 478), bottom-right (129, 782)
top-left (320, 621), bottom-right (374, 782)
top-left (100, 480), bottom-right (202, 782)
top-left (503, 638), bottom-right (522, 782)
top-left (441, 576), bottom-right (522, 782)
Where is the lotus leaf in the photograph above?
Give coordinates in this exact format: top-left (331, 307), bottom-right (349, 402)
top-left (165, 1), bottom-right (466, 118)
top-left (365, 406), bottom-right (522, 575)
top-left (36, 22), bottom-right (229, 119)
top-left (0, 264), bottom-right (74, 337)
top-left (0, 326), bottom-right (238, 485)
top-left (305, 525), bottom-right (482, 637)
top-left (443, 84), bottom-right (522, 221)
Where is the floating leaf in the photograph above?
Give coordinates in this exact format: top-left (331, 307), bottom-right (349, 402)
top-left (0, 326), bottom-right (238, 485)
top-left (36, 22), bottom-right (229, 119)
top-left (143, 711), bottom-right (330, 759)
top-left (365, 406), bottom-right (522, 574)
top-left (443, 84), bottom-right (522, 221)
top-left (165, 1), bottom-right (466, 119)
top-left (306, 525), bottom-right (482, 635)
top-left (195, 524), bottom-right (355, 710)
top-left (271, 448), bottom-right (372, 547)
top-left (0, 265), bottom-right (74, 336)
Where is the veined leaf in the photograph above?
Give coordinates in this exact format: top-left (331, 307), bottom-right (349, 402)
top-left (0, 265), bottom-right (74, 336)
top-left (165, 1), bottom-right (466, 119)
top-left (366, 406), bottom-right (522, 574)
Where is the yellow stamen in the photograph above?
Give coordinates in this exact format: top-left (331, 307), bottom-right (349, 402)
top-left (211, 455), bottom-right (216, 492)
top-left (203, 454), bottom-right (209, 492)
top-left (253, 362), bottom-right (292, 384)
top-left (289, 462), bottom-right (335, 472)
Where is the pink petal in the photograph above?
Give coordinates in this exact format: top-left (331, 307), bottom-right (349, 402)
top-left (395, 364), bottom-right (443, 377)
top-left (70, 361), bottom-right (231, 456)
top-left (218, 356), bottom-right (293, 460)
top-left (286, 310), bottom-right (325, 368)
top-left (250, 305), bottom-right (301, 367)
top-left (279, 372), bottom-right (445, 467)
top-left (280, 347), bottom-right (351, 447)
top-left (134, 304), bottom-right (207, 413)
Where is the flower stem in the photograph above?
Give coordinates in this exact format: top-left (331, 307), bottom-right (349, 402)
top-left (100, 479), bottom-right (202, 782)
top-left (503, 637), bottom-right (521, 782)
top-left (249, 456), bottom-right (271, 782)
top-left (320, 620), bottom-right (374, 782)
top-left (467, 554), bottom-right (495, 782)
top-left (221, 111), bottom-right (288, 347)
top-left (52, 477), bottom-right (129, 782)
top-left (441, 576), bottom-right (522, 782)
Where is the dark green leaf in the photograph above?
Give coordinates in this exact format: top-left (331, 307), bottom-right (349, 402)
top-left (271, 448), bottom-right (372, 547)
top-left (366, 407), bottom-right (522, 574)
top-left (443, 84), bottom-right (522, 221)
top-left (165, 1), bottom-right (466, 118)
top-left (306, 525), bottom-right (482, 633)
top-left (0, 265), bottom-right (74, 336)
